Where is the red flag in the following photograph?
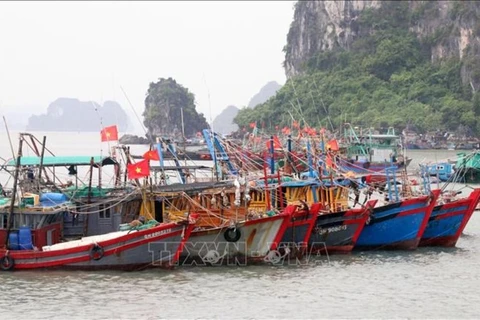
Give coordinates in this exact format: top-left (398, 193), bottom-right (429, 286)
top-left (127, 159), bottom-right (150, 179)
top-left (265, 136), bottom-right (282, 150)
top-left (293, 120), bottom-right (300, 129)
top-left (249, 122), bottom-right (256, 128)
top-left (100, 125), bottom-right (119, 142)
top-left (326, 139), bottom-right (339, 151)
top-left (143, 150), bottom-right (160, 161)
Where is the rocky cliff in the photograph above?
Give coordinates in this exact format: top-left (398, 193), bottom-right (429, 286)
top-left (284, 0), bottom-right (480, 90)
top-left (26, 98), bottom-right (129, 132)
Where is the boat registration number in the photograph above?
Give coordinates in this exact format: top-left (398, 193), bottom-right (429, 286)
top-left (144, 229), bottom-right (172, 239)
top-left (317, 225), bottom-right (347, 235)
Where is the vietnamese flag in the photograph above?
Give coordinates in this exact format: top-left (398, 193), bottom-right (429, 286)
top-left (143, 150), bottom-right (160, 161)
top-left (100, 125), bottom-right (119, 142)
top-left (127, 159), bottom-right (150, 179)
top-left (249, 122), bottom-right (256, 128)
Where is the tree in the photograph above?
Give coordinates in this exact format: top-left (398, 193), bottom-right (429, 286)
top-left (143, 78), bottom-right (209, 138)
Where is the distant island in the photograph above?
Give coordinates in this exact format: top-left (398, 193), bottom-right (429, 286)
top-left (210, 81), bottom-right (282, 136)
top-left (212, 105), bottom-right (240, 135)
top-left (247, 81), bottom-right (282, 108)
top-left (26, 98), bottom-right (129, 132)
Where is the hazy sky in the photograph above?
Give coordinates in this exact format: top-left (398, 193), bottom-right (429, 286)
top-left (0, 1), bottom-right (295, 133)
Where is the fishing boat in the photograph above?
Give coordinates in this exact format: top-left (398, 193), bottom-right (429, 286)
top-left (420, 189), bottom-right (480, 247)
top-left (150, 178), bottom-right (290, 266)
top-left (0, 215), bottom-right (195, 271)
top-left (251, 176), bottom-right (319, 261)
top-left (293, 179), bottom-right (378, 254)
top-left (0, 133), bottom-right (196, 271)
top-left (339, 124), bottom-right (411, 174)
top-left (355, 189), bottom-right (440, 250)
top-left (309, 202), bottom-right (376, 254)
top-left (258, 177), bottom-right (376, 254)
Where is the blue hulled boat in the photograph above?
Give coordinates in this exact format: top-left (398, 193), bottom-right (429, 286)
top-left (420, 188), bottom-right (480, 247)
top-left (355, 189), bottom-right (440, 250)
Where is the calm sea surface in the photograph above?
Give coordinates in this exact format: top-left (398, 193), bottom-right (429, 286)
top-left (1, 131), bottom-right (480, 319)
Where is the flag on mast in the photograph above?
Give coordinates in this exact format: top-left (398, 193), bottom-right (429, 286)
top-left (100, 125), bottom-right (119, 142)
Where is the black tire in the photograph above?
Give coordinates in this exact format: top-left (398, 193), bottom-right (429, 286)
top-left (0, 255), bottom-right (14, 271)
top-left (224, 227), bottom-right (241, 242)
top-left (90, 244), bottom-right (104, 261)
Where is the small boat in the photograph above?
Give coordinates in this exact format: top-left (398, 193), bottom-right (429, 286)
top-left (420, 189), bottom-right (480, 247)
top-left (355, 190), bottom-right (440, 250)
top-left (425, 162), bottom-right (454, 182)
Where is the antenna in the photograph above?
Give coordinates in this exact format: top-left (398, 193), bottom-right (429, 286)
top-left (203, 74), bottom-right (218, 181)
top-left (202, 74), bottom-right (213, 131)
top-left (91, 100), bottom-right (109, 157)
top-left (181, 107), bottom-right (187, 166)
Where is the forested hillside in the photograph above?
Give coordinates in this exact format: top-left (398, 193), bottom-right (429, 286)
top-left (235, 1), bottom-right (480, 136)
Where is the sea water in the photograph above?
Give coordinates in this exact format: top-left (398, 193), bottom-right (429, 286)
top-left (0, 131), bottom-right (479, 319)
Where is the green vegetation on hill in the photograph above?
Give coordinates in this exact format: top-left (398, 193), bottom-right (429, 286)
top-left (235, 2), bottom-right (480, 136)
top-left (143, 77), bottom-right (209, 138)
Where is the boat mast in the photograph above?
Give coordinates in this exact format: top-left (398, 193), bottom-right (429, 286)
top-left (37, 136), bottom-right (47, 192)
top-left (3, 116), bottom-right (16, 163)
top-left (5, 135), bottom-right (23, 249)
top-left (181, 107), bottom-right (187, 167)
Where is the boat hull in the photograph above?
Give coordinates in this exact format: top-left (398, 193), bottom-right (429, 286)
top-left (355, 191), bottom-right (439, 250)
top-left (179, 214), bottom-right (287, 266)
top-left (420, 189), bottom-right (480, 247)
top-left (0, 222), bottom-right (192, 271)
top-left (279, 207), bottom-right (318, 258)
top-left (342, 158), bottom-right (412, 174)
top-left (308, 201), bottom-right (376, 254)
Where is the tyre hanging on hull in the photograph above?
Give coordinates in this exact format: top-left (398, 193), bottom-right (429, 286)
top-left (224, 227), bottom-right (241, 242)
top-left (0, 255), bottom-right (14, 271)
top-left (90, 244), bottom-right (105, 261)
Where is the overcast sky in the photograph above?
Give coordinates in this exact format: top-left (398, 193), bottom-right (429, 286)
top-left (0, 1), bottom-right (295, 133)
